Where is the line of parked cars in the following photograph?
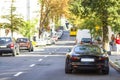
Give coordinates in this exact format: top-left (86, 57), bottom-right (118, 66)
top-left (35, 30), bottom-right (64, 47)
top-left (0, 37), bottom-right (34, 56)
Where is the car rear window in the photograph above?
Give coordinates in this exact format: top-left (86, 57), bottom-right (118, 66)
top-left (74, 45), bottom-right (101, 53)
top-left (81, 38), bottom-right (91, 42)
top-left (17, 38), bottom-right (28, 42)
top-left (0, 37), bottom-right (12, 44)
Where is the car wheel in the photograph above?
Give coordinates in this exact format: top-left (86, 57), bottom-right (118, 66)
top-left (65, 58), bottom-right (72, 74)
top-left (16, 48), bottom-right (20, 55)
top-left (12, 49), bottom-right (16, 56)
top-left (102, 67), bottom-right (109, 75)
top-left (28, 48), bottom-right (31, 52)
top-left (0, 53), bottom-right (2, 56)
top-left (31, 47), bottom-right (34, 51)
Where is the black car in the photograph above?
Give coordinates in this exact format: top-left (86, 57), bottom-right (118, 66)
top-left (0, 37), bottom-right (20, 56)
top-left (65, 44), bottom-right (109, 74)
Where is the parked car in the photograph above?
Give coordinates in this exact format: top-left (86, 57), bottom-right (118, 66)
top-left (35, 39), bottom-right (47, 47)
top-left (16, 38), bottom-right (34, 52)
top-left (51, 31), bottom-right (59, 41)
top-left (65, 44), bottom-right (109, 74)
top-left (0, 37), bottom-right (20, 56)
top-left (56, 30), bottom-right (63, 39)
top-left (45, 37), bottom-right (56, 45)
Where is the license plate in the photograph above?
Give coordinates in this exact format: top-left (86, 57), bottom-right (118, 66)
top-left (0, 46), bottom-right (6, 48)
top-left (20, 47), bottom-right (27, 49)
top-left (81, 58), bottom-right (94, 62)
top-left (83, 43), bottom-right (90, 45)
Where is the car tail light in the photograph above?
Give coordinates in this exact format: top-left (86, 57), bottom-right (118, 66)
top-left (90, 42), bottom-right (93, 44)
top-left (10, 43), bottom-right (14, 49)
top-left (80, 42), bottom-right (83, 44)
top-left (71, 56), bottom-right (80, 61)
top-left (99, 57), bottom-right (107, 60)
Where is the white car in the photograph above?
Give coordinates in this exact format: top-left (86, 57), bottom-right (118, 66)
top-left (56, 30), bottom-right (63, 39)
top-left (45, 37), bottom-right (56, 45)
top-left (35, 39), bottom-right (47, 46)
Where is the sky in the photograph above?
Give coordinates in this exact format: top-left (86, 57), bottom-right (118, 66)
top-left (0, 0), bottom-right (39, 21)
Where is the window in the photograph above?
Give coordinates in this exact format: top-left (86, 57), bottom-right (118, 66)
top-left (74, 45), bottom-right (101, 53)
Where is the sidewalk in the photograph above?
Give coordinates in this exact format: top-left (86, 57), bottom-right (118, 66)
top-left (109, 51), bottom-right (120, 72)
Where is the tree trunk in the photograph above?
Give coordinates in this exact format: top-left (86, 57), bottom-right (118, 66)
top-left (102, 26), bottom-right (109, 51)
top-left (101, 10), bottom-right (110, 51)
top-left (39, 0), bottom-right (44, 38)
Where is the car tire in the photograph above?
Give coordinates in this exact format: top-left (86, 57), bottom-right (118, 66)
top-left (31, 48), bottom-right (34, 51)
top-left (12, 49), bottom-right (16, 56)
top-left (28, 48), bottom-right (31, 52)
top-left (0, 53), bottom-right (2, 56)
top-left (16, 48), bottom-right (20, 55)
top-left (65, 58), bottom-right (72, 74)
top-left (31, 47), bottom-right (34, 51)
top-left (102, 67), bottom-right (109, 75)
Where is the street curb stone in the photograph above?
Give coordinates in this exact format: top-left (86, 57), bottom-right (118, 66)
top-left (109, 60), bottom-right (120, 73)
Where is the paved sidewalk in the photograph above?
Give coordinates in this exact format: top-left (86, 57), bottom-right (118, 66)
top-left (109, 51), bottom-right (120, 72)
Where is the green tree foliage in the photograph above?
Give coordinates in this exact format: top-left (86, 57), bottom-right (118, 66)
top-left (1, 0), bottom-right (24, 37)
top-left (69, 0), bottom-right (120, 50)
top-left (38, 0), bottom-right (69, 37)
top-left (19, 19), bottom-right (38, 38)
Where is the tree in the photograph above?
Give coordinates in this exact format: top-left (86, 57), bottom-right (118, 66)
top-left (80, 17), bottom-right (102, 38)
top-left (1, 0), bottom-right (24, 37)
top-left (69, 0), bottom-right (120, 51)
top-left (38, 0), bottom-right (69, 37)
top-left (19, 19), bottom-right (38, 38)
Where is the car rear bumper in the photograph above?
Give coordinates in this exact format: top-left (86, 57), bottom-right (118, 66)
top-left (71, 62), bottom-right (107, 70)
top-left (19, 46), bottom-right (28, 50)
top-left (0, 48), bottom-right (14, 54)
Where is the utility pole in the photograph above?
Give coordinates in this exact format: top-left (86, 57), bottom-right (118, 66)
top-left (27, 0), bottom-right (30, 21)
top-left (10, 0), bottom-right (14, 37)
top-left (26, 0), bottom-right (31, 39)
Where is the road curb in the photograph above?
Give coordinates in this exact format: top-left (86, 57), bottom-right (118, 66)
top-left (109, 60), bottom-right (120, 73)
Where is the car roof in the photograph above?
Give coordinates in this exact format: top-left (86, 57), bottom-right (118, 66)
top-left (0, 37), bottom-right (11, 38)
top-left (17, 38), bottom-right (28, 39)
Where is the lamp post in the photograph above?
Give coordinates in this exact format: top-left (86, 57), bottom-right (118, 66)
top-left (10, 0), bottom-right (14, 37)
top-left (27, 0), bottom-right (30, 21)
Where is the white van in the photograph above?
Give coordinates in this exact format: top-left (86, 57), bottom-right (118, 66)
top-left (75, 29), bottom-right (91, 44)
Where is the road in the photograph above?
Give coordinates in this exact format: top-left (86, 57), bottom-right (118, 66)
top-left (0, 31), bottom-right (120, 80)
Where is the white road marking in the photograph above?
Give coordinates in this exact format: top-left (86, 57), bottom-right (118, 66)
top-left (38, 59), bottom-right (43, 61)
top-left (49, 53), bottom-right (52, 54)
top-left (30, 64), bottom-right (36, 67)
top-left (44, 55), bottom-right (48, 57)
top-left (14, 72), bottom-right (23, 77)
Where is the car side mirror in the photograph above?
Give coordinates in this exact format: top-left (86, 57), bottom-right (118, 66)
top-left (103, 49), bottom-right (111, 55)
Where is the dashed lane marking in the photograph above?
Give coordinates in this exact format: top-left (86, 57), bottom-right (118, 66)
top-left (29, 64), bottom-right (36, 67)
top-left (44, 55), bottom-right (48, 57)
top-left (14, 72), bottom-right (23, 77)
top-left (38, 59), bottom-right (43, 61)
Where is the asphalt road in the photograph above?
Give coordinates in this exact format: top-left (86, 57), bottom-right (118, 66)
top-left (0, 31), bottom-right (120, 80)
